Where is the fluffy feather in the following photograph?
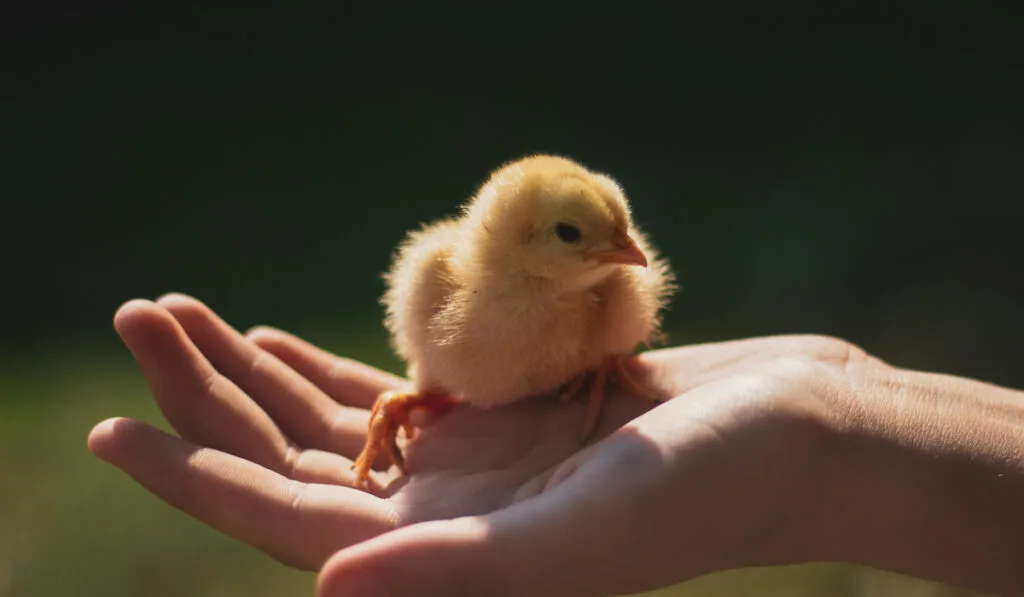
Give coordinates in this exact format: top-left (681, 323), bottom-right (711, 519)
top-left (382, 154), bottom-right (675, 409)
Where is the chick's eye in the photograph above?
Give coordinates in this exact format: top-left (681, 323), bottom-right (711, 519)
top-left (555, 222), bottom-right (581, 243)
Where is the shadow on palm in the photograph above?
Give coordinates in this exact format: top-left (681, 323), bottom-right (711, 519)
top-left (383, 389), bottom-right (652, 522)
top-left (90, 294), bottom-right (863, 572)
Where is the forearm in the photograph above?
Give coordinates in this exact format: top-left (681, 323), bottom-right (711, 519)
top-left (823, 365), bottom-right (1024, 595)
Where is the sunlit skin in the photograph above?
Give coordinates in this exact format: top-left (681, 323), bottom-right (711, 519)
top-left (353, 155), bottom-right (675, 489)
top-left (88, 297), bottom-right (1024, 597)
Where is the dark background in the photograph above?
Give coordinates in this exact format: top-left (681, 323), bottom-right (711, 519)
top-left (4, 1), bottom-right (1023, 382)
top-left (2, 3), bottom-right (1022, 597)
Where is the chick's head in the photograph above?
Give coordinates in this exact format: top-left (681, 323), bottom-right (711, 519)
top-left (464, 155), bottom-right (649, 287)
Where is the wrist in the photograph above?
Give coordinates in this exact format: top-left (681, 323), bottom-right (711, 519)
top-left (659, 363), bottom-right (856, 573)
top-left (814, 363), bottom-right (1024, 594)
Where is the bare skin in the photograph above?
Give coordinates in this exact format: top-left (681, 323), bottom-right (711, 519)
top-left (353, 352), bottom-right (660, 489)
top-left (87, 294), bottom-right (1024, 597)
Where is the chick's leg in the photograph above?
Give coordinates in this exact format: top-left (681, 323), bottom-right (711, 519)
top-left (351, 392), bottom-right (405, 489)
top-left (579, 355), bottom-right (662, 444)
top-left (351, 390), bottom-right (454, 490)
top-left (559, 374), bottom-right (587, 403)
top-left (612, 355), bottom-right (662, 405)
top-left (581, 356), bottom-right (613, 442)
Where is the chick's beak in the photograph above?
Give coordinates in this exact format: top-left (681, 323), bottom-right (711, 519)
top-left (588, 231), bottom-right (648, 267)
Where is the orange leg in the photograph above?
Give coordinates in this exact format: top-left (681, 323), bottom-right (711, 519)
top-left (581, 356), bottom-right (613, 442)
top-left (351, 390), bottom-right (454, 490)
top-left (579, 354), bottom-right (661, 443)
top-left (612, 355), bottom-right (662, 405)
top-left (559, 374), bottom-right (587, 403)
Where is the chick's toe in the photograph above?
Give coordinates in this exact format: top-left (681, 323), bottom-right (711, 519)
top-left (351, 390), bottom-right (455, 491)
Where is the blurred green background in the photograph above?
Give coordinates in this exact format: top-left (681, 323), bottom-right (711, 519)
top-left (2, 2), bottom-right (1020, 596)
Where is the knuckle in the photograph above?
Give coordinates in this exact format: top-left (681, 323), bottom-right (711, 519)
top-left (791, 334), bottom-right (872, 368)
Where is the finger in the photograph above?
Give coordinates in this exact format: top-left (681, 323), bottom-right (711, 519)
top-left (88, 417), bottom-right (395, 570)
top-left (317, 519), bottom-right (497, 597)
top-left (317, 503), bottom-right (635, 597)
top-left (317, 419), bottom-right (699, 597)
top-left (114, 299), bottom-right (293, 473)
top-left (316, 475), bottom-right (640, 597)
top-left (245, 325), bottom-right (404, 409)
top-left (287, 448), bottom-right (391, 495)
top-left (640, 334), bottom-right (841, 396)
top-left (157, 293), bottom-right (382, 462)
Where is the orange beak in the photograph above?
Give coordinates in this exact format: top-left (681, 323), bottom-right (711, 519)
top-left (588, 231), bottom-right (648, 267)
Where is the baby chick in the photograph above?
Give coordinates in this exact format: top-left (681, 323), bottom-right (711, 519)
top-left (352, 155), bottom-right (675, 489)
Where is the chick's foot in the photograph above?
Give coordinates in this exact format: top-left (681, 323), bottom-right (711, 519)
top-left (559, 374), bottom-right (587, 403)
top-left (581, 356), bottom-right (613, 442)
top-left (612, 355), bottom-right (662, 405)
top-left (351, 390), bottom-right (454, 490)
top-left (580, 354), bottom-right (661, 443)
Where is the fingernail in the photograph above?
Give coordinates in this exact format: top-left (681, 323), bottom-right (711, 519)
top-left (244, 325), bottom-right (280, 338)
top-left (155, 292), bottom-right (195, 304)
top-left (328, 574), bottom-right (389, 597)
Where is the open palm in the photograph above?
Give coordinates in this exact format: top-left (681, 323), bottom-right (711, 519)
top-left (90, 294), bottom-right (860, 596)
top-left (89, 294), bottom-right (658, 568)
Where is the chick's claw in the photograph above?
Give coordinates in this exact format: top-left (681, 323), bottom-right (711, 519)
top-left (351, 391), bottom-right (407, 489)
top-left (351, 390), bottom-right (455, 491)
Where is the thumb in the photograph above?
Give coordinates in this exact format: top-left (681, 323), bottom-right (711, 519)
top-left (315, 516), bottom-right (517, 597)
top-left (317, 439), bottom-right (666, 597)
top-left (315, 476), bottom-right (628, 597)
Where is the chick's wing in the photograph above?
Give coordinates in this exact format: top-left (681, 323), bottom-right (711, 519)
top-left (382, 219), bottom-right (463, 365)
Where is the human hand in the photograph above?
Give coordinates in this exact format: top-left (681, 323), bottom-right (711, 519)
top-left (89, 294), bottom-right (868, 596)
top-left (316, 328), bottom-right (1024, 597)
top-left (86, 293), bottom-right (662, 569)
top-left (317, 334), bottom-right (861, 597)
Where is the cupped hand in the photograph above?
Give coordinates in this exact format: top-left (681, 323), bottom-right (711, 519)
top-left (89, 294), bottom-right (871, 597)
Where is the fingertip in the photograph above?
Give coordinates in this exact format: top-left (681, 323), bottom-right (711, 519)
top-left (315, 551), bottom-right (342, 594)
top-left (157, 293), bottom-right (212, 320)
top-left (155, 291), bottom-right (200, 306)
top-left (245, 325), bottom-right (287, 343)
top-left (86, 416), bottom-right (140, 459)
top-left (317, 551), bottom-right (390, 597)
top-left (112, 299), bottom-right (184, 350)
top-left (316, 519), bottom-right (495, 597)
top-left (113, 299), bottom-right (158, 333)
top-left (247, 327), bottom-right (297, 360)
top-left (87, 417), bottom-right (117, 456)
top-left (157, 294), bottom-right (232, 337)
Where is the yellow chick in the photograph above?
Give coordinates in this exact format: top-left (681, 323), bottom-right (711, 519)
top-left (352, 154), bottom-right (675, 489)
